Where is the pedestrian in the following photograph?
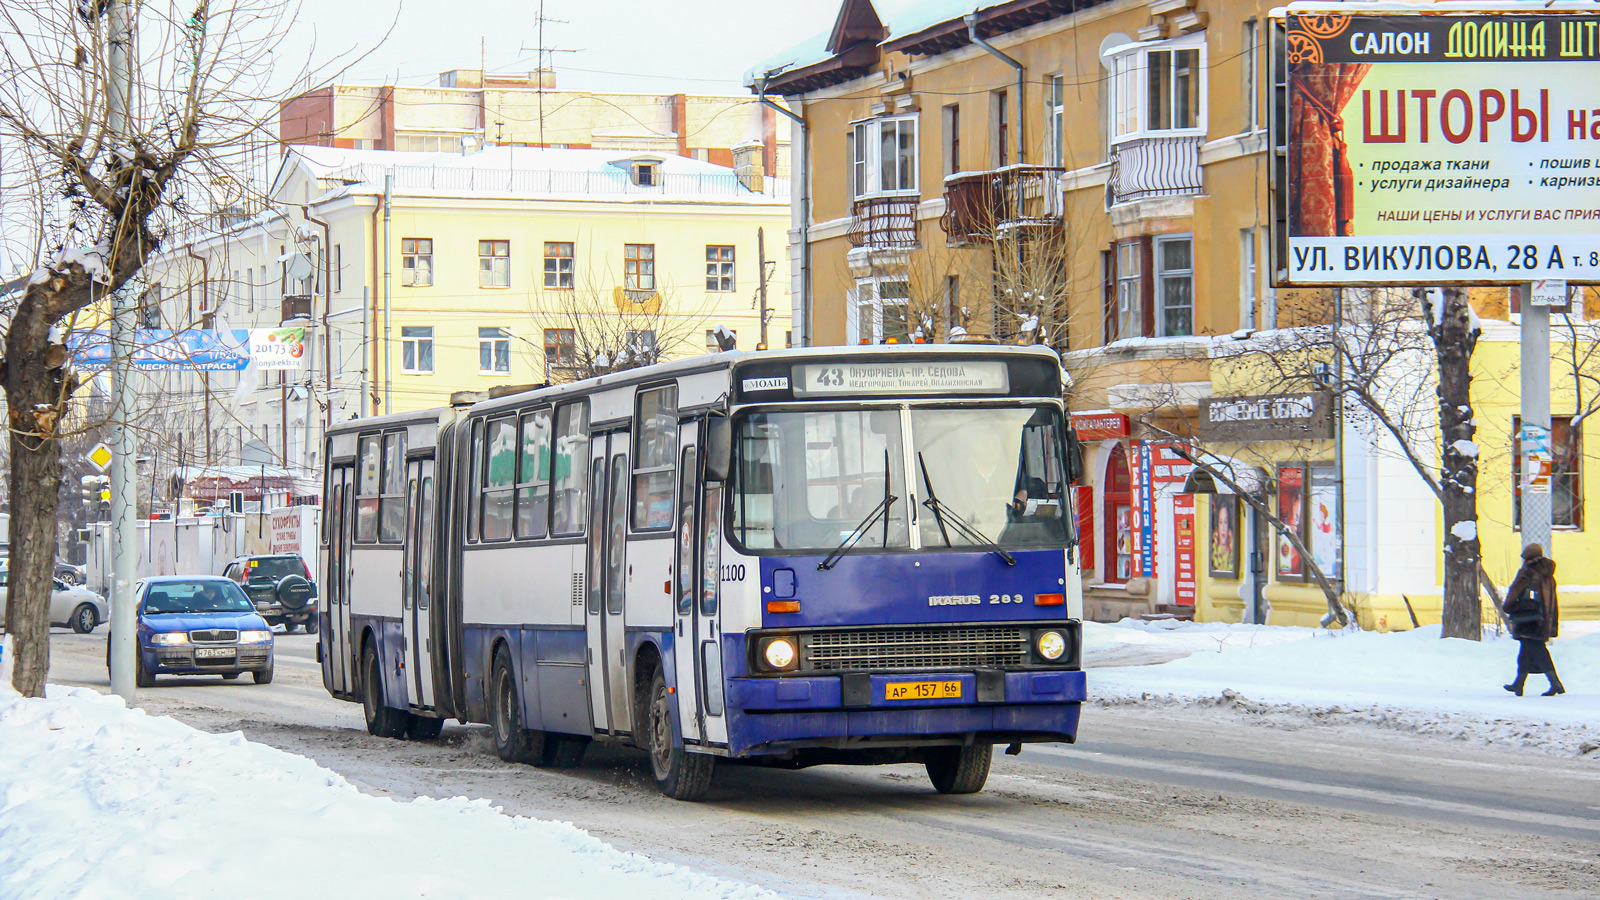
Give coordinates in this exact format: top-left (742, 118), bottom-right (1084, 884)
top-left (1503, 543), bottom-right (1564, 697)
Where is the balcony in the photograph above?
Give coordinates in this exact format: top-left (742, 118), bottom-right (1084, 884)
top-left (846, 195), bottom-right (920, 250)
top-left (1106, 134), bottom-right (1203, 206)
top-left (939, 165), bottom-right (1065, 246)
top-left (281, 294), bottom-right (312, 322)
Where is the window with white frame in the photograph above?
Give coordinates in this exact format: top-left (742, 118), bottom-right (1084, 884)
top-left (544, 241), bottom-right (573, 289)
top-left (1047, 74), bottom-right (1065, 166)
top-left (401, 326), bottom-right (434, 374)
top-left (706, 245), bottom-right (734, 292)
top-left (1239, 228), bottom-right (1258, 330)
top-left (402, 238), bottom-right (433, 286)
top-left (478, 240), bottom-right (510, 288)
top-left (1156, 234), bottom-right (1194, 337)
top-left (479, 326), bottom-right (510, 374)
top-left (1109, 35), bottom-right (1206, 142)
top-left (851, 278), bottom-right (911, 344)
top-left (849, 116), bottom-right (918, 198)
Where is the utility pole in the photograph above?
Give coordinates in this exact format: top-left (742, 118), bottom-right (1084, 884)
top-left (1521, 281), bottom-right (1557, 554)
top-left (757, 227), bottom-right (769, 348)
top-left (107, 0), bottom-right (138, 701)
top-left (382, 172), bottom-right (393, 413)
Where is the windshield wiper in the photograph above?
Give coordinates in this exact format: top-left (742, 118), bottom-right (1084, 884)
top-left (917, 453), bottom-right (1016, 566)
top-left (820, 450), bottom-right (898, 571)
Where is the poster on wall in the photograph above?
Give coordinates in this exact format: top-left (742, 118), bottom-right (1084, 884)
top-left (1209, 494), bottom-right (1242, 579)
top-left (1116, 506), bottom-right (1135, 581)
top-left (1272, 9), bottom-right (1600, 286)
top-left (1277, 464), bottom-right (1307, 579)
top-left (1174, 494), bottom-right (1197, 606)
top-left (1308, 463), bottom-right (1342, 579)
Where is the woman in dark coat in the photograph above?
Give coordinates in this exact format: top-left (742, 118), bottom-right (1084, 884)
top-left (1503, 543), bottom-right (1564, 697)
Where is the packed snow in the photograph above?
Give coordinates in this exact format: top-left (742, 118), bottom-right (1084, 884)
top-left (0, 674), bottom-right (774, 900)
top-left (1085, 619), bottom-right (1600, 756)
top-left (1450, 520), bottom-right (1479, 541)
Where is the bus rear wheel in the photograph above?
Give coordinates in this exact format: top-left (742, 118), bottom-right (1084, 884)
top-left (362, 643), bottom-right (408, 739)
top-left (490, 646), bottom-right (544, 764)
top-left (924, 744), bottom-right (992, 794)
top-left (647, 670), bottom-right (713, 801)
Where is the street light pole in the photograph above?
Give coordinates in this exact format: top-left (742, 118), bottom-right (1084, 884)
top-left (106, 0), bottom-right (138, 701)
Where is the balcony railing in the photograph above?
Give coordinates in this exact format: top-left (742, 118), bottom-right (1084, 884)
top-left (940, 165), bottom-right (1065, 245)
top-left (281, 294), bottom-right (312, 322)
top-left (847, 195), bottom-right (920, 250)
top-left (1106, 134), bottom-right (1203, 206)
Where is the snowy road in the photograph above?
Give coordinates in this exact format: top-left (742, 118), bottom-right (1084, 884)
top-left (44, 631), bottom-right (1600, 900)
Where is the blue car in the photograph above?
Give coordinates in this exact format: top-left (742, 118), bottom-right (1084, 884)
top-left (106, 576), bottom-right (276, 686)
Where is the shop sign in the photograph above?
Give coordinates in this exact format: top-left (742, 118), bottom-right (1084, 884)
top-left (1174, 494), bottom-right (1197, 606)
top-left (1071, 412), bottom-right (1130, 440)
top-left (1200, 392), bottom-right (1334, 442)
top-left (1137, 442), bottom-right (1155, 578)
top-left (1272, 9), bottom-right (1600, 286)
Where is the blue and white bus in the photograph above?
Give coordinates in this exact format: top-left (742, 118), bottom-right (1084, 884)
top-left (319, 344), bottom-right (1085, 799)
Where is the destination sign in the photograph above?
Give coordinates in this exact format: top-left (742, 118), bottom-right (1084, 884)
top-left (794, 361), bottom-right (1009, 397)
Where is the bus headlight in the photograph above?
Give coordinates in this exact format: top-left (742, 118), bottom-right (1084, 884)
top-left (1036, 630), bottom-right (1066, 661)
top-left (761, 637), bottom-right (798, 671)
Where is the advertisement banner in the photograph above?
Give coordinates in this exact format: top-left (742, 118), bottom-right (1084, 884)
top-left (68, 329), bottom-right (251, 371)
top-left (1174, 494), bottom-right (1197, 607)
top-left (249, 327), bottom-right (308, 370)
top-left (1137, 441), bottom-right (1156, 578)
top-left (1275, 10), bottom-right (1600, 285)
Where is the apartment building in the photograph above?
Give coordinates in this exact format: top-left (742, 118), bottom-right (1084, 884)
top-left (144, 144), bottom-right (790, 482)
top-left (750, 0), bottom-right (1600, 629)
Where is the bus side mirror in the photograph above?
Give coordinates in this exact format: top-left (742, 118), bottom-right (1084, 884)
top-left (1065, 427), bottom-right (1084, 485)
top-left (704, 416), bottom-right (733, 483)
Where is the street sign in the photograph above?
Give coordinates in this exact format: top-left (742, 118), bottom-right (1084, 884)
top-left (1530, 279), bottom-right (1569, 308)
top-left (87, 443), bottom-right (113, 472)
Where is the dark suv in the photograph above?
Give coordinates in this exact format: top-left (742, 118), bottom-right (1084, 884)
top-left (222, 554), bottom-right (318, 633)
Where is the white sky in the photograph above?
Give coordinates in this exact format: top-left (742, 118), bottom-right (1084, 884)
top-left (281, 0), bottom-right (839, 96)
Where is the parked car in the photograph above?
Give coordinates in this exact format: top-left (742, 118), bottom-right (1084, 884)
top-left (221, 554), bottom-right (318, 633)
top-left (0, 565), bottom-right (109, 633)
top-left (105, 576), bottom-right (274, 686)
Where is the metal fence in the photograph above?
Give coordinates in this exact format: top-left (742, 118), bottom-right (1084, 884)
top-left (1107, 134), bottom-right (1204, 206)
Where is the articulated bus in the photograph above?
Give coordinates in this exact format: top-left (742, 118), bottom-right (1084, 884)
top-left (318, 345), bottom-right (1086, 799)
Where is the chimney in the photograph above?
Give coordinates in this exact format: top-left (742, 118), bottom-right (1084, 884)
top-left (732, 141), bottom-right (765, 192)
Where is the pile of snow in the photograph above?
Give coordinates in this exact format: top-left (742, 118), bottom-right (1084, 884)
top-left (1087, 620), bottom-right (1600, 756)
top-left (0, 681), bottom-right (773, 900)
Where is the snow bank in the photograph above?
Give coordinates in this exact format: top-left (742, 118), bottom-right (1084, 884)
top-left (1088, 621), bottom-right (1600, 756)
top-left (0, 684), bottom-right (774, 900)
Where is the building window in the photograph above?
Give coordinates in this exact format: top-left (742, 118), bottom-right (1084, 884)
top-left (624, 243), bottom-right (655, 292)
top-left (1110, 36), bottom-right (1206, 141)
top-left (849, 116), bottom-right (918, 198)
top-left (479, 326), bottom-right (510, 374)
top-left (1156, 234), bottom-right (1194, 337)
top-left (1242, 19), bottom-right (1261, 132)
top-left (706, 245), bottom-right (735, 292)
top-left (631, 161), bottom-right (658, 186)
top-left (1514, 416), bottom-right (1584, 529)
top-left (544, 328), bottom-right (576, 370)
top-left (401, 326), bottom-right (434, 374)
top-left (705, 328), bottom-right (736, 352)
top-left (401, 238), bottom-right (433, 286)
top-left (993, 89), bottom-right (1010, 167)
top-left (1116, 240), bottom-right (1144, 340)
top-left (1240, 228), bottom-right (1258, 330)
top-left (1047, 74), bottom-right (1065, 166)
top-left (626, 329), bottom-right (658, 364)
top-left (851, 278), bottom-right (910, 344)
top-left (333, 244), bottom-right (342, 294)
top-left (543, 241), bottom-right (574, 289)
top-left (478, 239), bottom-right (510, 288)
top-left (942, 104), bottom-right (960, 176)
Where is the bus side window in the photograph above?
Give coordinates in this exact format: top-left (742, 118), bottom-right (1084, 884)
top-left (516, 408), bottom-right (552, 540)
top-left (676, 445), bottom-right (697, 616)
top-left (467, 419), bottom-right (484, 543)
top-left (355, 434), bottom-right (381, 543)
top-left (552, 402), bottom-right (590, 535)
top-left (631, 385), bottom-right (678, 531)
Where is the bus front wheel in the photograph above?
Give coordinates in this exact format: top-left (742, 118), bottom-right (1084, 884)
top-left (362, 643), bottom-right (408, 739)
top-left (647, 670), bottom-right (714, 801)
top-left (924, 744), bottom-right (993, 794)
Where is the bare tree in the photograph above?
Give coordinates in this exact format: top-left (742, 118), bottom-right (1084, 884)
top-left (537, 269), bottom-right (716, 382)
top-left (0, 0), bottom-right (310, 695)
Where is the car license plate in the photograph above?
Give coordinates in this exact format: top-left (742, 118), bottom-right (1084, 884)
top-left (195, 648), bottom-right (235, 659)
top-left (884, 680), bottom-right (962, 700)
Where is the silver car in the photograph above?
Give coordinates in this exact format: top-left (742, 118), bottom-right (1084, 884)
top-left (0, 567), bottom-right (110, 633)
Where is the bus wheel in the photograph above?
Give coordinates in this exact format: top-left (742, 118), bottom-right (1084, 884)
top-left (362, 643), bottom-right (408, 739)
top-left (647, 670), bottom-right (713, 801)
top-left (490, 646), bottom-right (544, 764)
top-left (924, 744), bottom-right (993, 795)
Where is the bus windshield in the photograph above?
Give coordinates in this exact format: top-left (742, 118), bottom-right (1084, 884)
top-left (729, 405), bottom-right (1070, 554)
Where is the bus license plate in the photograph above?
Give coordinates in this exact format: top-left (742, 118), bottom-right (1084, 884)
top-left (884, 680), bottom-right (961, 700)
top-left (195, 648), bottom-right (235, 659)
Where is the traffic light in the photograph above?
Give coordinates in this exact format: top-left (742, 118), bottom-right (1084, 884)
top-left (81, 475), bottom-right (110, 520)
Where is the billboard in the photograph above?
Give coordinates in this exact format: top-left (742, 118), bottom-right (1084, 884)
top-left (67, 327), bottom-right (306, 371)
top-left (1273, 7), bottom-right (1600, 286)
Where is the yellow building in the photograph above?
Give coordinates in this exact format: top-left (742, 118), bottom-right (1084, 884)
top-left (146, 144), bottom-right (790, 479)
top-left (751, 0), bottom-right (1598, 629)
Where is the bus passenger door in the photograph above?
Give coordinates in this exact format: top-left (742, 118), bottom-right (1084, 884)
top-left (326, 464), bottom-right (354, 695)
top-left (405, 458), bottom-right (438, 709)
top-left (697, 476), bottom-right (728, 746)
top-left (585, 431), bottom-right (632, 735)
top-left (671, 427), bottom-right (702, 742)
